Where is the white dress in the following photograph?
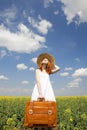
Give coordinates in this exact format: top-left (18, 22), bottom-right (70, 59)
top-left (31, 69), bottom-right (56, 102)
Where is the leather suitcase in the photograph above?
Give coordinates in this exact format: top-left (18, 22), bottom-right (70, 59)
top-left (24, 100), bottom-right (57, 127)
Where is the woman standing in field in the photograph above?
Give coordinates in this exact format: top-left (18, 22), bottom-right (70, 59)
top-left (31, 53), bottom-right (60, 101)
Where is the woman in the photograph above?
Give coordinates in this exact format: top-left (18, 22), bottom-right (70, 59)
top-left (31, 53), bottom-right (60, 101)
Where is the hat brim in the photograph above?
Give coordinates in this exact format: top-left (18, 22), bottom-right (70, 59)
top-left (37, 53), bottom-right (55, 69)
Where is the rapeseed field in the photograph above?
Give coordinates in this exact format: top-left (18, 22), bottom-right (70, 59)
top-left (0, 96), bottom-right (87, 130)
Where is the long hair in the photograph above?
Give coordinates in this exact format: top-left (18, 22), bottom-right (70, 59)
top-left (39, 61), bottom-right (52, 74)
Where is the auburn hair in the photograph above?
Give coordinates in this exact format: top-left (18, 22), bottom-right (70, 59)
top-left (39, 61), bottom-right (52, 74)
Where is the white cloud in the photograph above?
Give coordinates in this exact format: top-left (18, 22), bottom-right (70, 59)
top-left (16, 63), bottom-right (28, 70)
top-left (0, 23), bottom-right (46, 53)
top-left (28, 16), bottom-right (52, 35)
top-left (0, 5), bottom-right (17, 26)
top-left (0, 75), bottom-right (9, 80)
top-left (60, 72), bottom-right (69, 76)
top-left (64, 67), bottom-right (72, 71)
top-left (21, 80), bottom-right (29, 85)
top-left (66, 67), bottom-right (87, 89)
top-left (59, 0), bottom-right (87, 24)
top-left (72, 68), bottom-right (87, 77)
top-left (29, 67), bottom-right (35, 71)
top-left (67, 78), bottom-right (82, 88)
top-left (43, 0), bottom-right (54, 8)
top-left (31, 57), bottom-right (37, 64)
top-left (0, 50), bottom-right (7, 58)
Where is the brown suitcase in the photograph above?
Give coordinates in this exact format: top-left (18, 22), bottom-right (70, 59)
top-left (24, 99), bottom-right (57, 128)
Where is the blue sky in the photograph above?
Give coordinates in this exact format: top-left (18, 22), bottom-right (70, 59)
top-left (0, 0), bottom-right (87, 96)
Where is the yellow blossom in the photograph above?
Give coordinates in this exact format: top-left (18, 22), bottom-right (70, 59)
top-left (70, 117), bottom-right (73, 122)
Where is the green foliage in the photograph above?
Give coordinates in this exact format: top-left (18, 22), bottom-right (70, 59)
top-left (0, 96), bottom-right (87, 130)
top-left (56, 96), bottom-right (87, 130)
top-left (0, 96), bottom-right (30, 130)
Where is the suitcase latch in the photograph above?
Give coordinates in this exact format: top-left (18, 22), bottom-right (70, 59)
top-left (29, 109), bottom-right (33, 114)
top-left (48, 110), bottom-right (52, 115)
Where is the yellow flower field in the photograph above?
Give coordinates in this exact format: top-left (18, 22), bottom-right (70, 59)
top-left (0, 96), bottom-right (87, 130)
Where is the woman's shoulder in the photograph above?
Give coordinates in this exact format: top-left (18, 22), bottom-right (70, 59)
top-left (36, 69), bottom-right (41, 73)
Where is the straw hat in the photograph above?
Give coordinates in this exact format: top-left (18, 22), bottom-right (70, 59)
top-left (37, 53), bottom-right (55, 69)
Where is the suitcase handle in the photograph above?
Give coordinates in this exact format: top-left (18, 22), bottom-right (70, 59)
top-left (37, 97), bottom-right (45, 101)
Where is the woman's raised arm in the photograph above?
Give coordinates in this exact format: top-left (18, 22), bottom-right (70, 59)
top-left (51, 65), bottom-right (60, 74)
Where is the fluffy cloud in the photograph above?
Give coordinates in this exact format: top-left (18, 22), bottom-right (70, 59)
top-left (0, 50), bottom-right (7, 58)
top-left (21, 80), bottom-right (29, 85)
top-left (59, 0), bottom-right (87, 24)
top-left (67, 67), bottom-right (87, 88)
top-left (16, 63), bottom-right (28, 70)
top-left (29, 67), bottom-right (35, 71)
top-left (67, 78), bottom-right (82, 88)
top-left (0, 23), bottom-right (46, 53)
top-left (60, 72), bottom-right (69, 76)
top-left (31, 57), bottom-right (37, 64)
top-left (0, 75), bottom-right (9, 80)
top-left (0, 5), bottom-right (17, 26)
top-left (28, 16), bottom-right (52, 35)
top-left (43, 0), bottom-right (54, 8)
top-left (72, 68), bottom-right (87, 77)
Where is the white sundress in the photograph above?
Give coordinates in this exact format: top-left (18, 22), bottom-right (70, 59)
top-left (31, 69), bottom-right (56, 102)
